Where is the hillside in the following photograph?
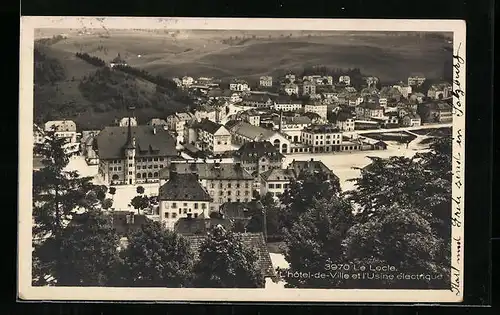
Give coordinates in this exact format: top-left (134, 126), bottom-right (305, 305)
top-left (44, 31), bottom-right (453, 83)
top-left (33, 44), bottom-right (191, 130)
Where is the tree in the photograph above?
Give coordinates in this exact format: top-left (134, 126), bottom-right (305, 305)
top-left (109, 187), bottom-right (116, 199)
top-left (282, 196), bottom-right (354, 288)
top-left (246, 194), bottom-right (280, 238)
top-left (136, 186), bottom-right (145, 195)
top-left (32, 128), bottom-right (100, 284)
top-left (341, 205), bottom-right (448, 289)
top-left (279, 172), bottom-right (341, 233)
top-left (37, 210), bottom-right (122, 286)
top-left (193, 225), bottom-right (265, 288)
top-left (102, 198), bottom-right (113, 210)
top-left (120, 221), bottom-right (195, 287)
top-left (130, 195), bottom-right (150, 214)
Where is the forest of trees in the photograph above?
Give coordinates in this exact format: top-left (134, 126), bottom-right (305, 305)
top-left (34, 48), bottom-right (66, 85)
top-left (112, 64), bottom-right (179, 93)
top-left (75, 52), bottom-right (106, 67)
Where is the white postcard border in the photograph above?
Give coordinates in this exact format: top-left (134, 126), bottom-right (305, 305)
top-left (18, 16), bottom-right (466, 303)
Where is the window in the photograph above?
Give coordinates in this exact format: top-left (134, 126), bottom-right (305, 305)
top-left (128, 156), bottom-right (133, 160)
top-left (183, 203), bottom-right (187, 207)
top-left (236, 191), bottom-right (240, 196)
top-left (183, 209), bottom-right (187, 214)
top-left (245, 191), bottom-right (249, 196)
top-left (194, 213), bottom-right (198, 218)
top-left (276, 183), bottom-right (282, 188)
top-left (219, 191), bottom-right (223, 196)
top-left (165, 213), bottom-right (169, 218)
top-left (211, 183), bottom-right (215, 188)
top-left (178, 209), bottom-right (182, 214)
top-left (201, 203), bottom-right (206, 209)
top-left (172, 202), bottom-right (177, 208)
top-left (245, 183), bottom-right (249, 188)
top-left (236, 183), bottom-right (240, 188)
top-left (194, 203), bottom-right (198, 209)
top-left (172, 213), bottom-right (177, 218)
top-left (219, 183), bottom-right (223, 188)
top-left (128, 171), bottom-right (133, 175)
top-left (142, 166), bottom-right (147, 170)
top-left (148, 165), bottom-right (153, 169)
top-left (228, 183), bottom-right (232, 188)
top-left (160, 157), bottom-right (164, 161)
top-left (227, 191), bottom-right (231, 196)
top-left (268, 183), bottom-right (275, 189)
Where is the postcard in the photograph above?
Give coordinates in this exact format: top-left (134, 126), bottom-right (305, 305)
top-left (18, 17), bottom-right (465, 303)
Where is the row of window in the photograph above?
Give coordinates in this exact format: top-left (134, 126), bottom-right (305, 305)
top-left (212, 190), bottom-right (250, 197)
top-left (165, 212), bottom-right (201, 219)
top-left (165, 202), bottom-right (207, 209)
top-left (268, 183), bottom-right (290, 189)
top-left (110, 157), bottom-right (167, 164)
top-left (303, 134), bottom-right (341, 140)
top-left (209, 182), bottom-right (251, 189)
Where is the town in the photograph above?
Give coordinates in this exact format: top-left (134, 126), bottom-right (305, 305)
top-left (32, 51), bottom-right (453, 289)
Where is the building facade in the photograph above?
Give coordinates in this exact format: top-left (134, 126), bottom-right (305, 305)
top-left (355, 101), bottom-right (385, 120)
top-left (302, 81), bottom-right (316, 95)
top-left (95, 119), bottom-right (178, 185)
top-left (401, 114), bottom-right (422, 127)
top-left (304, 103), bottom-right (328, 120)
top-left (259, 168), bottom-right (296, 198)
top-left (44, 120), bottom-right (78, 144)
top-left (301, 124), bottom-right (343, 153)
top-left (259, 76), bottom-right (273, 87)
top-left (232, 141), bottom-right (284, 179)
top-left (228, 121), bottom-right (292, 154)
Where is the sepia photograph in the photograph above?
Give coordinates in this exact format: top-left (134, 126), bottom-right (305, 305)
top-left (18, 17), bottom-right (466, 303)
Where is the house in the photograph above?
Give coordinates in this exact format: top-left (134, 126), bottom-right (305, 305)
top-left (287, 158), bottom-right (338, 182)
top-left (384, 112), bottom-right (400, 128)
top-left (228, 121), bottom-right (291, 154)
top-left (185, 231), bottom-right (276, 285)
top-left (118, 116), bottom-right (138, 127)
top-left (410, 92), bottom-right (426, 104)
top-left (80, 130), bottom-right (100, 165)
top-left (427, 83), bottom-right (452, 100)
top-left (185, 118), bottom-right (233, 155)
top-left (408, 74), bottom-right (426, 87)
top-left (230, 92), bottom-right (242, 103)
top-left (393, 82), bottom-right (413, 98)
top-left (284, 73), bottom-right (296, 82)
top-left (301, 124), bottom-right (343, 153)
top-left (95, 116), bottom-right (178, 185)
top-left (283, 83), bottom-right (299, 96)
top-left (418, 102), bottom-right (453, 123)
top-left (378, 98), bottom-right (388, 107)
top-left (355, 101), bottom-right (385, 120)
top-left (242, 94), bottom-right (274, 108)
top-left (339, 75), bottom-right (351, 85)
top-left (207, 88), bottom-right (233, 100)
top-left (302, 80), bottom-right (316, 95)
top-left (280, 116), bottom-right (312, 143)
top-left (194, 106), bottom-right (218, 123)
top-left (229, 79), bottom-right (250, 92)
top-left (273, 96), bottom-right (302, 112)
top-left (237, 109), bottom-right (260, 127)
top-left (303, 112), bottom-right (326, 125)
top-left (182, 76), bottom-right (194, 87)
top-left (174, 215), bottom-right (232, 236)
top-left (232, 141), bottom-right (284, 179)
top-left (44, 120), bottom-right (78, 143)
top-left (303, 103), bottom-right (328, 120)
top-left (109, 53), bottom-right (127, 68)
top-left (158, 172), bottom-right (212, 230)
top-left (218, 201), bottom-right (261, 229)
top-left (172, 78), bottom-right (182, 87)
top-left (401, 113), bottom-right (422, 127)
top-left (166, 112), bottom-right (195, 145)
top-left (364, 76), bottom-right (379, 88)
top-left (259, 76), bottom-right (273, 87)
top-left (334, 111), bottom-right (355, 131)
top-left (259, 168), bottom-right (296, 197)
top-left (348, 95), bottom-right (364, 106)
top-left (148, 118), bottom-right (168, 127)
top-left (159, 162), bottom-right (255, 212)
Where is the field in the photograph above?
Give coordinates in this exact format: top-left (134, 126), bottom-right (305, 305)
top-left (40, 30), bottom-right (453, 83)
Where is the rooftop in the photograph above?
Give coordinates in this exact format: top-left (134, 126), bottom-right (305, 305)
top-left (44, 120), bottom-right (77, 132)
top-left (95, 125), bottom-right (178, 160)
top-left (303, 124), bottom-right (341, 134)
top-left (228, 121), bottom-right (277, 141)
top-left (174, 217), bottom-right (232, 236)
top-left (260, 168), bottom-right (297, 182)
top-left (192, 118), bottom-right (224, 134)
top-left (110, 211), bottom-right (150, 236)
top-left (288, 159), bottom-right (337, 180)
top-left (160, 162), bottom-right (254, 181)
top-left (282, 116), bottom-right (312, 125)
top-left (233, 141), bottom-right (284, 162)
top-left (159, 173), bottom-right (212, 201)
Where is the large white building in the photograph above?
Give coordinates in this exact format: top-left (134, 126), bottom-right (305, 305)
top-left (280, 116), bottom-right (312, 143)
top-left (184, 118), bottom-right (233, 155)
top-left (228, 121), bottom-right (291, 154)
top-left (259, 168), bottom-right (296, 198)
top-left (259, 76), bottom-right (273, 87)
top-left (44, 120), bottom-right (78, 144)
top-left (230, 80), bottom-right (250, 92)
top-left (303, 103), bottom-right (328, 120)
top-left (159, 172), bottom-right (211, 230)
top-left (273, 96), bottom-right (302, 112)
top-left (301, 124), bottom-right (343, 153)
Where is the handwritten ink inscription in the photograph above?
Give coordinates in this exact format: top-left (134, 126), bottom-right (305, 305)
top-left (450, 41), bottom-right (464, 296)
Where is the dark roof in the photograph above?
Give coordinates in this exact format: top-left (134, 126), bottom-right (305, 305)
top-left (303, 112), bottom-right (322, 120)
top-left (174, 217), bottom-right (232, 236)
top-left (260, 168), bottom-right (297, 182)
top-left (96, 125), bottom-right (177, 160)
top-left (283, 116), bottom-right (312, 125)
top-left (224, 119), bottom-right (240, 130)
top-left (233, 141), bottom-right (284, 162)
top-left (288, 159), bottom-right (338, 180)
top-left (195, 118), bottom-right (223, 134)
top-left (303, 124), bottom-right (341, 134)
top-left (243, 94), bottom-right (272, 103)
top-left (423, 101), bottom-right (452, 111)
top-left (219, 201), bottom-right (263, 219)
top-left (159, 173), bottom-right (212, 201)
top-left (160, 162), bottom-right (254, 180)
top-left (185, 232), bottom-right (275, 278)
top-left (110, 211), bottom-right (150, 236)
top-left (229, 121), bottom-right (276, 140)
top-left (275, 95), bottom-right (300, 104)
top-left (336, 111), bottom-right (353, 121)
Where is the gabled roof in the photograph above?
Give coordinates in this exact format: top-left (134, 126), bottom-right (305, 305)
top-left (288, 159), bottom-right (337, 180)
top-left (160, 162), bottom-right (254, 181)
top-left (335, 111), bottom-right (353, 121)
top-left (159, 173), bottom-right (211, 201)
top-left (219, 201), bottom-right (262, 220)
top-left (185, 232), bottom-right (275, 278)
top-left (233, 141), bottom-right (284, 162)
top-left (283, 116), bottom-right (311, 125)
top-left (174, 217), bottom-right (232, 236)
top-left (229, 121), bottom-right (276, 140)
top-left (44, 120), bottom-right (77, 132)
top-left (243, 94), bottom-right (272, 103)
top-left (96, 125), bottom-right (177, 160)
top-left (193, 118), bottom-right (224, 134)
top-left (148, 118), bottom-right (168, 126)
top-left (260, 168), bottom-right (297, 182)
top-left (110, 211), bottom-right (150, 236)
top-left (358, 101), bottom-right (383, 110)
top-left (303, 124), bottom-right (340, 134)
